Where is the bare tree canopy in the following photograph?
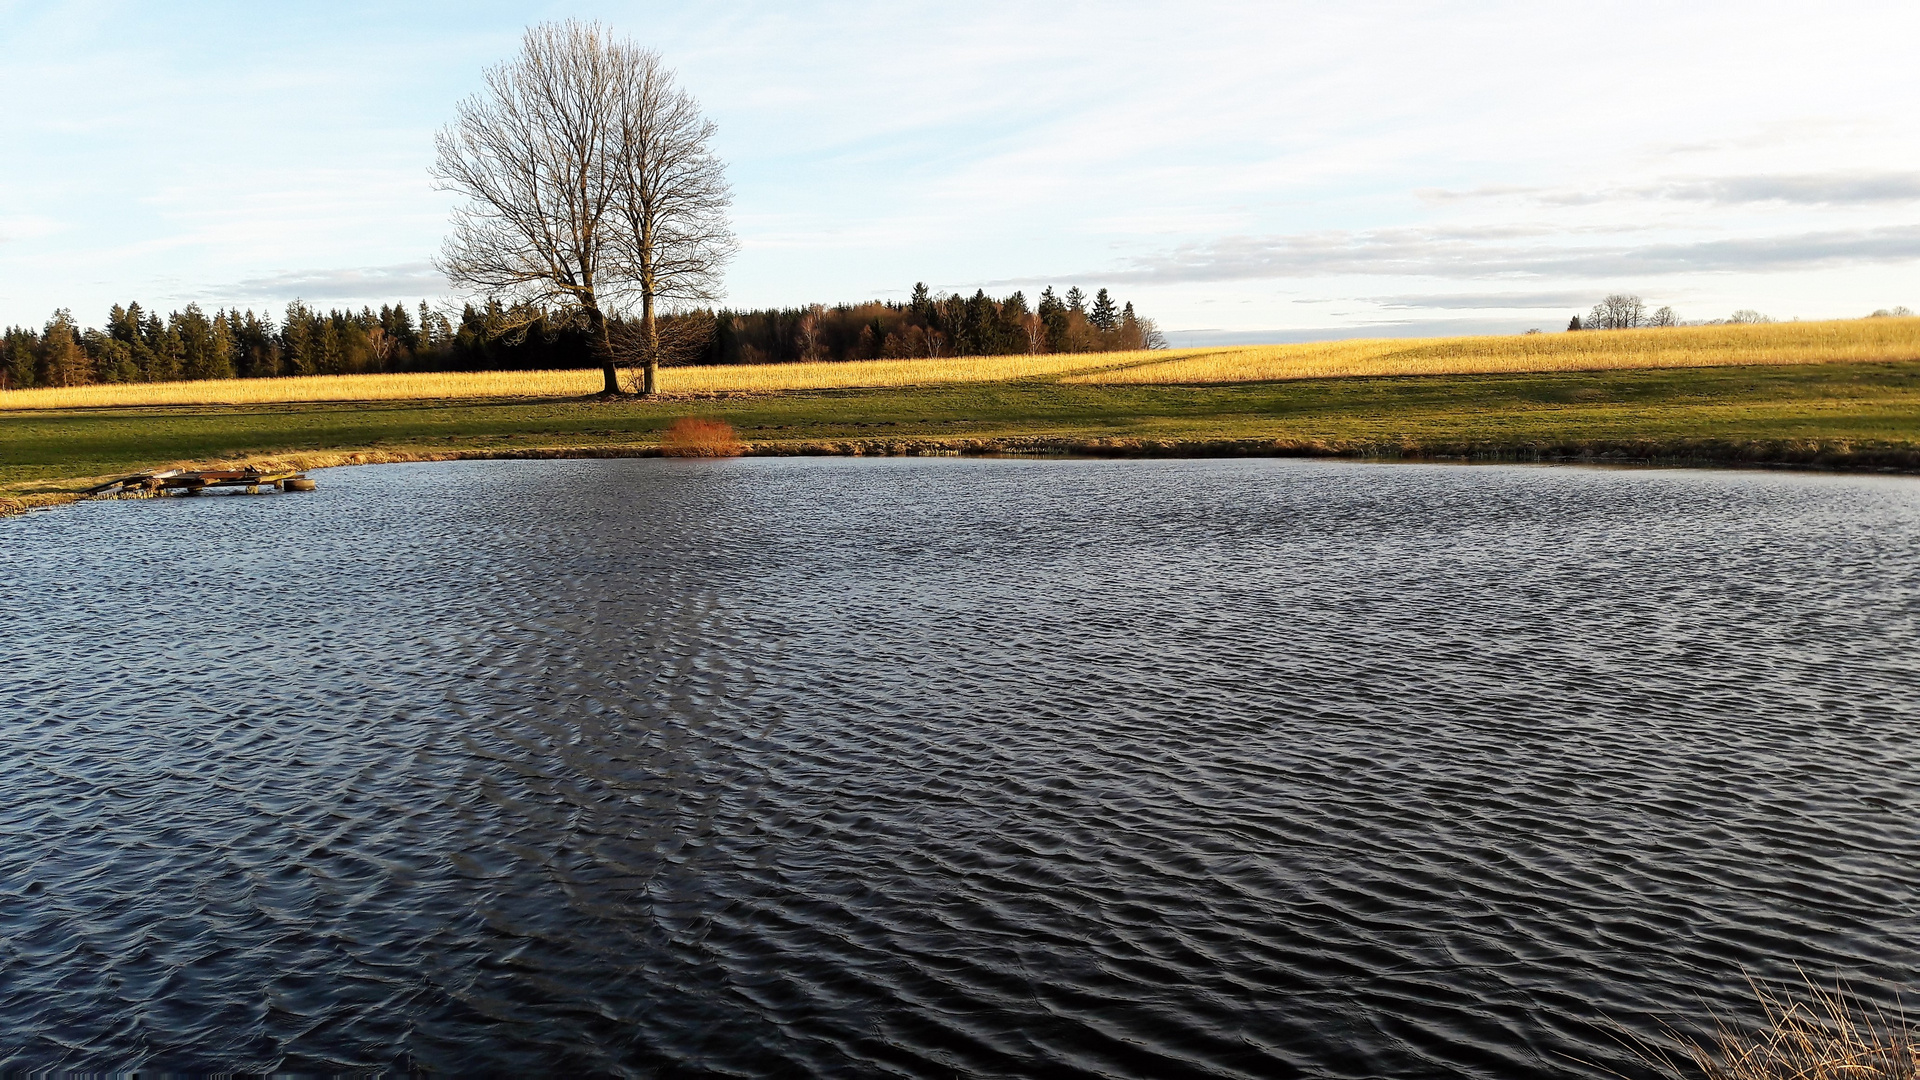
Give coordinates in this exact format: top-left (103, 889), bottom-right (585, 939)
top-left (432, 20), bottom-right (735, 395)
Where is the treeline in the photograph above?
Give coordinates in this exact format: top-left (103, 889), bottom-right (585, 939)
top-left (1, 283), bottom-right (1163, 390)
top-left (1, 301), bottom-right (598, 390)
top-left (689, 284), bottom-right (1164, 365)
top-left (1565, 294), bottom-right (1916, 332)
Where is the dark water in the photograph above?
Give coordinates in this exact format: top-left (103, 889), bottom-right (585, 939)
top-left (3, 456), bottom-right (1917, 1077)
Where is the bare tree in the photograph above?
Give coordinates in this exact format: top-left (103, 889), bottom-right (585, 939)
top-left (604, 54), bottom-right (736, 393)
top-left (432, 21), bottom-right (733, 396)
top-left (1589, 294), bottom-right (1647, 330)
top-left (1021, 312), bottom-right (1046, 354)
top-left (795, 304), bottom-right (826, 362)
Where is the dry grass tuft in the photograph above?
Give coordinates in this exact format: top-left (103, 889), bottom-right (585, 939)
top-left (660, 416), bottom-right (744, 457)
top-left (1644, 976), bottom-right (1917, 1080)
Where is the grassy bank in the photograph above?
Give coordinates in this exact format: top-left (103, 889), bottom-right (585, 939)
top-left (5, 356), bottom-right (1919, 504)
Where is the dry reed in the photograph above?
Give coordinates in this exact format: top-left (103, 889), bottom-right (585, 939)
top-left (1641, 976), bottom-right (1917, 1080)
top-left (659, 416), bottom-right (744, 457)
top-left (1069, 318), bottom-right (1920, 385)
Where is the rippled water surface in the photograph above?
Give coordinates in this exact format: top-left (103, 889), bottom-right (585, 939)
top-left (4, 457), bottom-right (1918, 1077)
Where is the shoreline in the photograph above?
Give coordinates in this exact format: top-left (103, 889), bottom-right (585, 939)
top-left (10, 433), bottom-right (1917, 517)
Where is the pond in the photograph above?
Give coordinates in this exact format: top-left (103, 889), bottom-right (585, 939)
top-left (3, 456), bottom-right (1916, 1076)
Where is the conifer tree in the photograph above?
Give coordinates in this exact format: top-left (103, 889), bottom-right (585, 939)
top-left (4, 328), bottom-right (38, 389)
top-left (1038, 287), bottom-right (1069, 351)
top-left (1090, 288), bottom-right (1117, 332)
top-left (41, 310), bottom-right (90, 387)
top-left (284, 302), bottom-right (317, 376)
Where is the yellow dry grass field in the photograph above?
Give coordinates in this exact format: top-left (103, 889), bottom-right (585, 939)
top-left (1068, 318), bottom-right (1920, 385)
top-left (0, 351), bottom-right (1153, 410)
top-left (2, 318), bottom-right (1915, 410)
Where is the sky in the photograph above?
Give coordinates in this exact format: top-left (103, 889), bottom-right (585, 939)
top-left (3, 0), bottom-right (1918, 346)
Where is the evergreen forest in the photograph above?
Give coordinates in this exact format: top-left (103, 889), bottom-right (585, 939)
top-left (1, 284), bottom-right (1163, 390)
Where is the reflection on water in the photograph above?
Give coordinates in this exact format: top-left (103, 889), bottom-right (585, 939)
top-left (2, 456), bottom-right (1917, 1077)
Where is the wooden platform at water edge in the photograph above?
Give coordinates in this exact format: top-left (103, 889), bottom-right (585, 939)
top-left (86, 468), bottom-right (317, 496)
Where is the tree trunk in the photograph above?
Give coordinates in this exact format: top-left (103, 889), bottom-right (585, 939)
top-left (642, 291), bottom-right (658, 396)
top-left (586, 306), bottom-right (620, 395)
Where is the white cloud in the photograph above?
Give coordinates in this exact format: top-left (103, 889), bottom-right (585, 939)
top-left (224, 262), bottom-right (448, 303)
top-left (1107, 224), bottom-right (1920, 285)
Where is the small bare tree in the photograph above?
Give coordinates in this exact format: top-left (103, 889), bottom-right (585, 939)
top-left (433, 21), bottom-right (734, 396)
top-left (795, 304), bottom-right (826, 362)
top-left (1589, 294), bottom-right (1647, 330)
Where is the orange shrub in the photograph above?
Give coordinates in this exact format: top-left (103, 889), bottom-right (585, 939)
top-left (660, 416), bottom-right (744, 457)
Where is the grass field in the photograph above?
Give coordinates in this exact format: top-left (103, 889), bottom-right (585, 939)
top-left (0, 350), bottom-right (1161, 410)
top-left (1075, 318), bottom-right (1920, 385)
top-left (4, 318), bottom-right (1914, 412)
top-left (5, 318), bottom-right (1919, 510)
top-left (6, 357), bottom-right (1920, 504)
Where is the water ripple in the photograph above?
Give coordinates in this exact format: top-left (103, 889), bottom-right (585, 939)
top-left (3, 456), bottom-right (1917, 1076)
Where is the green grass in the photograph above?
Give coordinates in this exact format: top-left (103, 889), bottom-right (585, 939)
top-left (6, 359), bottom-right (1920, 495)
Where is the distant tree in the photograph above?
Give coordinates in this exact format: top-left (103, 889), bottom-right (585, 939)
top-left (233, 310), bottom-right (280, 377)
top-left (796, 303), bottom-right (826, 361)
top-left (284, 301), bottom-right (318, 376)
top-left (1869, 305), bottom-right (1914, 318)
top-left (1726, 309), bottom-right (1771, 324)
top-left (1089, 288), bottom-right (1118, 332)
top-left (1589, 294), bottom-right (1646, 330)
top-left (1021, 311), bottom-right (1045, 354)
top-left (1038, 287), bottom-right (1068, 351)
top-left (41, 310), bottom-right (90, 387)
top-left (1567, 315), bottom-right (1582, 331)
top-left (433, 20), bottom-right (735, 396)
top-left (1648, 305), bottom-right (1677, 328)
top-left (5, 328), bottom-right (39, 389)
top-left (87, 331), bottom-right (138, 382)
top-left (1065, 286), bottom-right (1087, 315)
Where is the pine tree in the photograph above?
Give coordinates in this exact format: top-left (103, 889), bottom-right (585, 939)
top-left (1089, 288), bottom-right (1117, 332)
top-left (4, 328), bottom-right (38, 389)
top-left (209, 311), bottom-right (237, 380)
top-left (284, 301), bottom-right (317, 376)
top-left (174, 304), bottom-right (226, 380)
top-left (41, 310), bottom-right (90, 387)
top-left (1065, 286), bottom-right (1086, 314)
top-left (1567, 315), bottom-right (1582, 332)
top-left (1037, 287), bottom-right (1068, 352)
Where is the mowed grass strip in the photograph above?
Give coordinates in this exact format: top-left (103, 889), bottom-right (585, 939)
top-left (1068, 318), bottom-right (1920, 385)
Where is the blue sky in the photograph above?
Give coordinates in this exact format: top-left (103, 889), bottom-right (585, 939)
top-left (3, 0), bottom-right (1918, 345)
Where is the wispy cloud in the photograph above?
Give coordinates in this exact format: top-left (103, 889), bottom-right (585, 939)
top-left (1660, 172), bottom-right (1920, 205)
top-left (1365, 291), bottom-right (1594, 310)
top-left (226, 262), bottom-right (447, 302)
top-left (1425, 172), bottom-right (1920, 208)
top-left (1108, 223), bottom-right (1920, 284)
